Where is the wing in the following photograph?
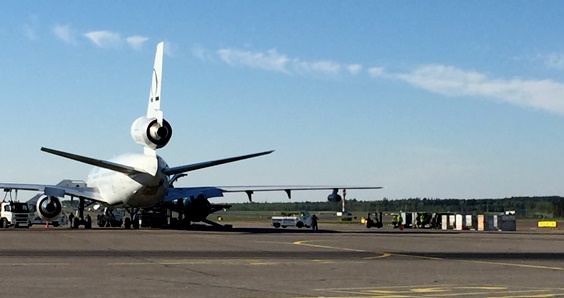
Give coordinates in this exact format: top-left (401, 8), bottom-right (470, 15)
top-left (164, 187), bottom-right (224, 202)
top-left (162, 150), bottom-right (274, 176)
top-left (0, 182), bottom-right (104, 202)
top-left (163, 185), bottom-right (383, 202)
top-left (220, 186), bottom-right (383, 202)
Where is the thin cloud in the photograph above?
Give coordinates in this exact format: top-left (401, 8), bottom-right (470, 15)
top-left (347, 64), bottom-right (363, 75)
top-left (52, 24), bottom-right (75, 44)
top-left (23, 15), bottom-right (39, 41)
top-left (192, 44), bottom-right (214, 61)
top-left (293, 60), bottom-right (341, 77)
top-left (539, 53), bottom-right (564, 70)
top-left (84, 30), bottom-right (121, 48)
top-left (126, 35), bottom-right (148, 50)
top-left (395, 64), bottom-right (564, 115)
top-left (217, 48), bottom-right (289, 73)
top-left (23, 24), bottom-right (37, 41)
top-left (368, 67), bottom-right (384, 77)
top-left (215, 47), bottom-right (361, 77)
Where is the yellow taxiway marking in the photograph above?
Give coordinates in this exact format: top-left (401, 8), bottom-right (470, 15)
top-left (293, 240), bottom-right (368, 252)
top-left (317, 285), bottom-right (564, 298)
top-left (0, 262), bottom-right (70, 266)
top-left (293, 240), bottom-right (391, 260)
top-left (468, 259), bottom-right (564, 271)
top-left (294, 240), bottom-right (564, 271)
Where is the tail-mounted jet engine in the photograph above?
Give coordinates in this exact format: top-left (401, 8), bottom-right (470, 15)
top-left (36, 196), bottom-right (63, 220)
top-left (327, 189), bottom-right (342, 202)
top-left (130, 116), bottom-right (173, 149)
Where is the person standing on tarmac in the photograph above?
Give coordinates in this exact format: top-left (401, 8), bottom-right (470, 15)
top-left (311, 214), bottom-right (318, 230)
top-left (68, 212), bottom-right (74, 228)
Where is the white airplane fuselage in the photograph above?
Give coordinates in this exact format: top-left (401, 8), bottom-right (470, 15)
top-left (86, 154), bottom-right (169, 208)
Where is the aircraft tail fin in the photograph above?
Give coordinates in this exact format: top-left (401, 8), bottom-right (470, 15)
top-left (147, 41), bottom-right (164, 123)
top-left (136, 41), bottom-right (167, 157)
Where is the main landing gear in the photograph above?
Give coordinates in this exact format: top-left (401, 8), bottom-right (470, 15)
top-left (70, 198), bottom-right (92, 229)
top-left (124, 208), bottom-right (140, 229)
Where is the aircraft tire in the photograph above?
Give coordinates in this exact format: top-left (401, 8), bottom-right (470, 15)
top-left (124, 218), bottom-right (131, 229)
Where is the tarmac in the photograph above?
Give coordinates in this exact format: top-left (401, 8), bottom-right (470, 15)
top-left (1, 222), bottom-right (564, 297)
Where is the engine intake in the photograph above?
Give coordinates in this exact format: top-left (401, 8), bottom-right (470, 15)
top-left (131, 116), bottom-right (173, 149)
top-left (36, 196), bottom-right (63, 220)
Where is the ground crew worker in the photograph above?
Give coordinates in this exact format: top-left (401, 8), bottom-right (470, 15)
top-left (311, 214), bottom-right (318, 230)
top-left (420, 214), bottom-right (425, 228)
top-left (398, 214), bottom-right (403, 230)
top-left (68, 212), bottom-right (74, 228)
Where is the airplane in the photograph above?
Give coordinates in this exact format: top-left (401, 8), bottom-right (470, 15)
top-left (0, 42), bottom-right (382, 229)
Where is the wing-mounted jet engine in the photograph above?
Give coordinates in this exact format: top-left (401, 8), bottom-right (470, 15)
top-left (35, 195), bottom-right (62, 220)
top-left (327, 188), bottom-right (342, 202)
top-left (130, 116), bottom-right (172, 149)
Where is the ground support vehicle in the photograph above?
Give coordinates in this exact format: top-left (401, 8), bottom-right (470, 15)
top-left (365, 212), bottom-right (383, 228)
top-left (1, 202), bottom-right (30, 228)
top-left (272, 211), bottom-right (312, 228)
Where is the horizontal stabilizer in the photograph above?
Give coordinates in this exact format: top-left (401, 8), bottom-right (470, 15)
top-left (163, 150), bottom-right (274, 176)
top-left (41, 147), bottom-right (147, 175)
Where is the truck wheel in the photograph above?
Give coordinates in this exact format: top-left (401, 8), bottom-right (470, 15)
top-left (273, 223), bottom-right (280, 228)
top-left (296, 222), bottom-right (304, 228)
top-left (1, 218), bottom-right (9, 228)
top-left (282, 226), bottom-right (287, 228)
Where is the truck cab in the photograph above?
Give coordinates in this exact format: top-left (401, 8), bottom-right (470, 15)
top-left (1, 202), bottom-right (31, 228)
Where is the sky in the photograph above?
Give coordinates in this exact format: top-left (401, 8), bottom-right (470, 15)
top-left (2, 1), bottom-right (564, 203)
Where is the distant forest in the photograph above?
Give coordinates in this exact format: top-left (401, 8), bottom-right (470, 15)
top-left (228, 197), bottom-right (564, 218)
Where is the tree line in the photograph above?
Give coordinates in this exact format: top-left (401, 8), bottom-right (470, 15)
top-left (227, 196), bottom-right (564, 218)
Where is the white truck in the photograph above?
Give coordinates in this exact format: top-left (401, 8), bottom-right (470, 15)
top-left (271, 211), bottom-right (312, 228)
top-left (0, 201), bottom-right (31, 228)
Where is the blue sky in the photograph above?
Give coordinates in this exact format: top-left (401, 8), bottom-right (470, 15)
top-left (2, 1), bottom-right (564, 203)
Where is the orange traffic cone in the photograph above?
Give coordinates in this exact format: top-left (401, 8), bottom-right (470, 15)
top-left (45, 221), bottom-right (49, 229)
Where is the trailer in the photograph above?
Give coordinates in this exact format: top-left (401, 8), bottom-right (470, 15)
top-left (365, 212), bottom-right (383, 228)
